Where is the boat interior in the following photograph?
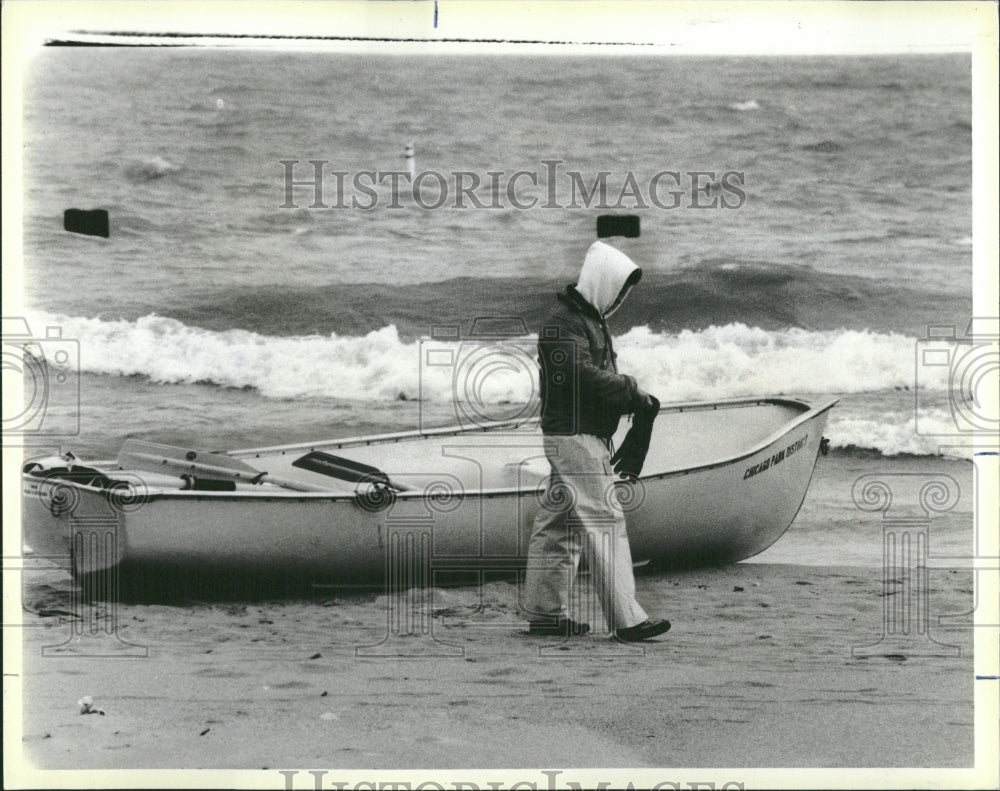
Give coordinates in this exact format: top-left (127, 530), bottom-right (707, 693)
top-left (23, 398), bottom-right (828, 497)
top-left (233, 397), bottom-right (816, 494)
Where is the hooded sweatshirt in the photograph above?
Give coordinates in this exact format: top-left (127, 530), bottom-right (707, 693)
top-left (537, 241), bottom-right (642, 439)
top-left (576, 241), bottom-right (642, 317)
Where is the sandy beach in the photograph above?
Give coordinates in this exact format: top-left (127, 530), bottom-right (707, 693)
top-left (13, 454), bottom-right (981, 779)
top-left (19, 562), bottom-right (976, 771)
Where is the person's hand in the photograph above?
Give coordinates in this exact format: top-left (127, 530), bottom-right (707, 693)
top-left (631, 389), bottom-right (658, 414)
top-left (630, 387), bottom-right (647, 411)
top-left (613, 393), bottom-right (660, 479)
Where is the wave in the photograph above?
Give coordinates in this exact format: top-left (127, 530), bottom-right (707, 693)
top-left (615, 324), bottom-right (929, 399)
top-left (27, 310), bottom-right (956, 403)
top-left (139, 262), bottom-right (970, 341)
top-left (123, 156), bottom-right (177, 182)
top-left (826, 414), bottom-right (977, 458)
top-left (249, 207), bottom-right (317, 229)
top-left (26, 309), bottom-right (985, 459)
top-left (727, 100), bottom-right (760, 112)
top-left (800, 140), bottom-right (843, 153)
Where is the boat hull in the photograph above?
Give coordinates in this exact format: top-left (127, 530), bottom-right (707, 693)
top-left (22, 397), bottom-right (835, 595)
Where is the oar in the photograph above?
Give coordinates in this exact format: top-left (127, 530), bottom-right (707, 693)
top-left (117, 439), bottom-right (330, 493)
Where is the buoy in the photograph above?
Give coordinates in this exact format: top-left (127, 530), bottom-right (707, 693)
top-left (64, 209), bottom-right (109, 238)
top-left (597, 214), bottom-right (640, 239)
top-left (404, 143), bottom-right (415, 178)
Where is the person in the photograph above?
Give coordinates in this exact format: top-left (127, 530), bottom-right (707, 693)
top-left (523, 240), bottom-right (671, 642)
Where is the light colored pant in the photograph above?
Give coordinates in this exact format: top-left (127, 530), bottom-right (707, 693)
top-left (523, 434), bottom-right (648, 631)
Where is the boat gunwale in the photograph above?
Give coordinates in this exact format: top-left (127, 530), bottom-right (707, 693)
top-left (22, 397), bottom-right (838, 504)
top-left (228, 395), bottom-right (822, 459)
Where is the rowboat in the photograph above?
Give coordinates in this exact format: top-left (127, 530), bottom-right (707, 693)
top-left (21, 396), bottom-right (836, 599)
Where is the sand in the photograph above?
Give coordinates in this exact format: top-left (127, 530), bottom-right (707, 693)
top-left (8, 454), bottom-right (993, 787)
top-left (15, 565), bottom-right (977, 770)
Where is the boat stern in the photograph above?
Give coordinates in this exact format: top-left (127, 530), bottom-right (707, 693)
top-left (22, 459), bottom-right (132, 578)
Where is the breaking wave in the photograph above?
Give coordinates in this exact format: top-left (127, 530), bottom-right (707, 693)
top-left (28, 310), bottom-right (952, 400)
top-left (123, 156), bottom-right (177, 182)
top-left (25, 310), bottom-right (984, 457)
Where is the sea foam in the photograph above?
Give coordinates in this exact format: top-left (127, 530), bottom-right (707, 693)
top-left (28, 311), bottom-right (949, 401)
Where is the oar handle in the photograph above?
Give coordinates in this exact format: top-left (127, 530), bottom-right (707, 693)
top-left (126, 451), bottom-right (253, 480)
top-left (124, 451), bottom-right (330, 493)
top-left (254, 474), bottom-right (331, 494)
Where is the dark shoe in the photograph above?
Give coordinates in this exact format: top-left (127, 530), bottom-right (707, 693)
top-left (528, 617), bottom-right (591, 636)
top-left (614, 618), bottom-right (671, 642)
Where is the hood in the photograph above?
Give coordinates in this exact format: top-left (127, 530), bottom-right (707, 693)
top-left (575, 241), bottom-right (642, 318)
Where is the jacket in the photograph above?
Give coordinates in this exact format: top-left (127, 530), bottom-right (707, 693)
top-left (538, 241), bottom-right (641, 439)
